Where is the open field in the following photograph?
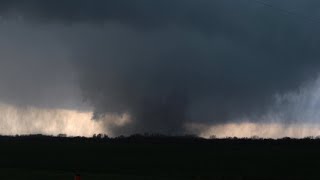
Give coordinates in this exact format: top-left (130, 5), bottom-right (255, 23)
top-left (0, 135), bottom-right (319, 179)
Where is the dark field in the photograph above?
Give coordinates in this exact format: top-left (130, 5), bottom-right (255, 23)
top-left (0, 135), bottom-right (319, 180)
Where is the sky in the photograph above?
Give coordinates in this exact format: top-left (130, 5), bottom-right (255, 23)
top-left (1, 0), bottom-right (320, 138)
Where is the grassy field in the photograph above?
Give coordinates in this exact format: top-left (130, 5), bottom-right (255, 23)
top-left (0, 135), bottom-right (319, 179)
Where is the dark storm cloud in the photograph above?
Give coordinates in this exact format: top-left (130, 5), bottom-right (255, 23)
top-left (0, 22), bottom-right (86, 110)
top-left (1, 0), bottom-right (320, 135)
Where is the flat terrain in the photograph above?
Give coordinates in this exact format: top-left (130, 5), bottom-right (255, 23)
top-left (0, 135), bottom-right (319, 179)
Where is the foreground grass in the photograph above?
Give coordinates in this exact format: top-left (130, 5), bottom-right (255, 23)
top-left (0, 168), bottom-right (183, 180)
top-left (0, 135), bottom-right (319, 179)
